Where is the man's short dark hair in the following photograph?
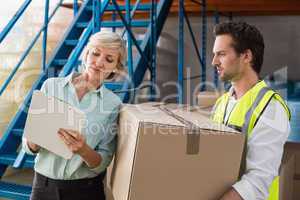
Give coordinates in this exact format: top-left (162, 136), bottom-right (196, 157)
top-left (214, 21), bottom-right (265, 74)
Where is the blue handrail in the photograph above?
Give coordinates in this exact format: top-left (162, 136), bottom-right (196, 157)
top-left (0, 0), bottom-right (32, 44)
top-left (0, 0), bottom-right (64, 96)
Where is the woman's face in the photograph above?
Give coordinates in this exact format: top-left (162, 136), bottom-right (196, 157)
top-left (84, 46), bottom-right (120, 81)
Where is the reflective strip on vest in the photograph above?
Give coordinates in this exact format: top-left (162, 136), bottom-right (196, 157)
top-left (242, 87), bottom-right (273, 135)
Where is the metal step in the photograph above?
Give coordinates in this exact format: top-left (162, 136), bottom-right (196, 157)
top-left (64, 39), bottom-right (143, 47)
top-left (0, 153), bottom-right (34, 168)
top-left (0, 181), bottom-right (31, 200)
top-left (87, 3), bottom-right (152, 11)
top-left (11, 129), bottom-right (24, 137)
top-left (76, 22), bottom-right (89, 28)
top-left (76, 20), bottom-right (149, 28)
top-left (106, 3), bottom-right (152, 11)
top-left (53, 59), bottom-right (68, 66)
top-left (65, 39), bottom-right (79, 46)
top-left (102, 20), bottom-right (149, 28)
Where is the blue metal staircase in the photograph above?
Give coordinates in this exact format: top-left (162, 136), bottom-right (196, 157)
top-left (0, 0), bottom-right (173, 199)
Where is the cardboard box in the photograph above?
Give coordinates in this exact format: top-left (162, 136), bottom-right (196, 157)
top-left (107, 103), bottom-right (245, 200)
top-left (279, 144), bottom-right (300, 200)
top-left (197, 91), bottom-right (222, 108)
top-left (295, 152), bottom-right (300, 175)
top-left (294, 180), bottom-right (300, 200)
top-left (293, 151), bottom-right (300, 200)
top-left (279, 151), bottom-right (295, 200)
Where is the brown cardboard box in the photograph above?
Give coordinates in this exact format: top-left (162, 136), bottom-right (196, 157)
top-left (295, 152), bottom-right (300, 175)
top-left (197, 91), bottom-right (222, 108)
top-left (107, 103), bottom-right (245, 200)
top-left (294, 180), bottom-right (300, 200)
top-left (279, 145), bottom-right (300, 200)
top-left (279, 152), bottom-right (295, 200)
top-left (293, 151), bottom-right (300, 200)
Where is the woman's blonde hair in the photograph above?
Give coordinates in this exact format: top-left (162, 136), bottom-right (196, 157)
top-left (82, 31), bottom-right (127, 72)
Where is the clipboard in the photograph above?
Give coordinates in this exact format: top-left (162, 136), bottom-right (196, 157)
top-left (23, 90), bottom-right (87, 159)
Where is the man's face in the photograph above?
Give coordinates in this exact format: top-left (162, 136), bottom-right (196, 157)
top-left (212, 34), bottom-right (243, 82)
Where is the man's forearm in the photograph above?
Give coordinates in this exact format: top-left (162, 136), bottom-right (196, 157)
top-left (220, 188), bottom-right (243, 200)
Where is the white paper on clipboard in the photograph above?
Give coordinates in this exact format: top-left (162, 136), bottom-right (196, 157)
top-left (23, 90), bottom-right (87, 159)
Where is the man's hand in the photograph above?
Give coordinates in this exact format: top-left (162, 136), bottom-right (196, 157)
top-left (220, 188), bottom-right (243, 200)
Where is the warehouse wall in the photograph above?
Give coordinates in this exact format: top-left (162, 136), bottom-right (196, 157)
top-left (155, 15), bottom-right (300, 104)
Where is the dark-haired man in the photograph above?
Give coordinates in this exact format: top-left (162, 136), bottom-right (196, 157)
top-left (211, 22), bottom-right (290, 200)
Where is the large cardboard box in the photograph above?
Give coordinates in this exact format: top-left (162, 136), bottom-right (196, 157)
top-left (107, 103), bottom-right (245, 200)
top-left (294, 180), bottom-right (300, 200)
top-left (197, 91), bottom-right (222, 108)
top-left (279, 145), bottom-right (300, 200)
top-left (293, 151), bottom-right (300, 200)
top-left (279, 151), bottom-right (295, 200)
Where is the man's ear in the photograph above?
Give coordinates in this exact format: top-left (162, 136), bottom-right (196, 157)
top-left (242, 49), bottom-right (253, 65)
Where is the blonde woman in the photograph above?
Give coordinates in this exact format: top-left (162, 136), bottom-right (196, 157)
top-left (22, 31), bottom-right (126, 200)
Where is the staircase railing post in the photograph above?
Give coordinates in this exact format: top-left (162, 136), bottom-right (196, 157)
top-left (125, 0), bottom-right (135, 101)
top-left (93, 0), bottom-right (101, 33)
top-left (200, 0), bottom-right (207, 91)
top-left (213, 10), bottom-right (219, 89)
top-left (73, 0), bottom-right (79, 16)
top-left (42, 0), bottom-right (50, 71)
top-left (150, 0), bottom-right (157, 101)
top-left (178, 0), bottom-right (184, 104)
top-left (126, 0), bottom-right (133, 79)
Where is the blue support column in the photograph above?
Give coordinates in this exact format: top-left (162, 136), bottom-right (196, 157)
top-left (126, 0), bottom-right (133, 79)
top-left (112, 10), bottom-right (116, 32)
top-left (42, 0), bottom-right (49, 71)
top-left (201, 0), bottom-right (207, 91)
top-left (125, 0), bottom-right (135, 99)
top-left (73, 0), bottom-right (79, 16)
top-left (150, 0), bottom-right (157, 101)
top-left (178, 0), bottom-right (184, 104)
top-left (213, 10), bottom-right (220, 88)
top-left (93, 0), bottom-right (101, 33)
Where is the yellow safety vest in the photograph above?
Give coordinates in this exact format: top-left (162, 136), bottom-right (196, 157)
top-left (211, 80), bottom-right (291, 200)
